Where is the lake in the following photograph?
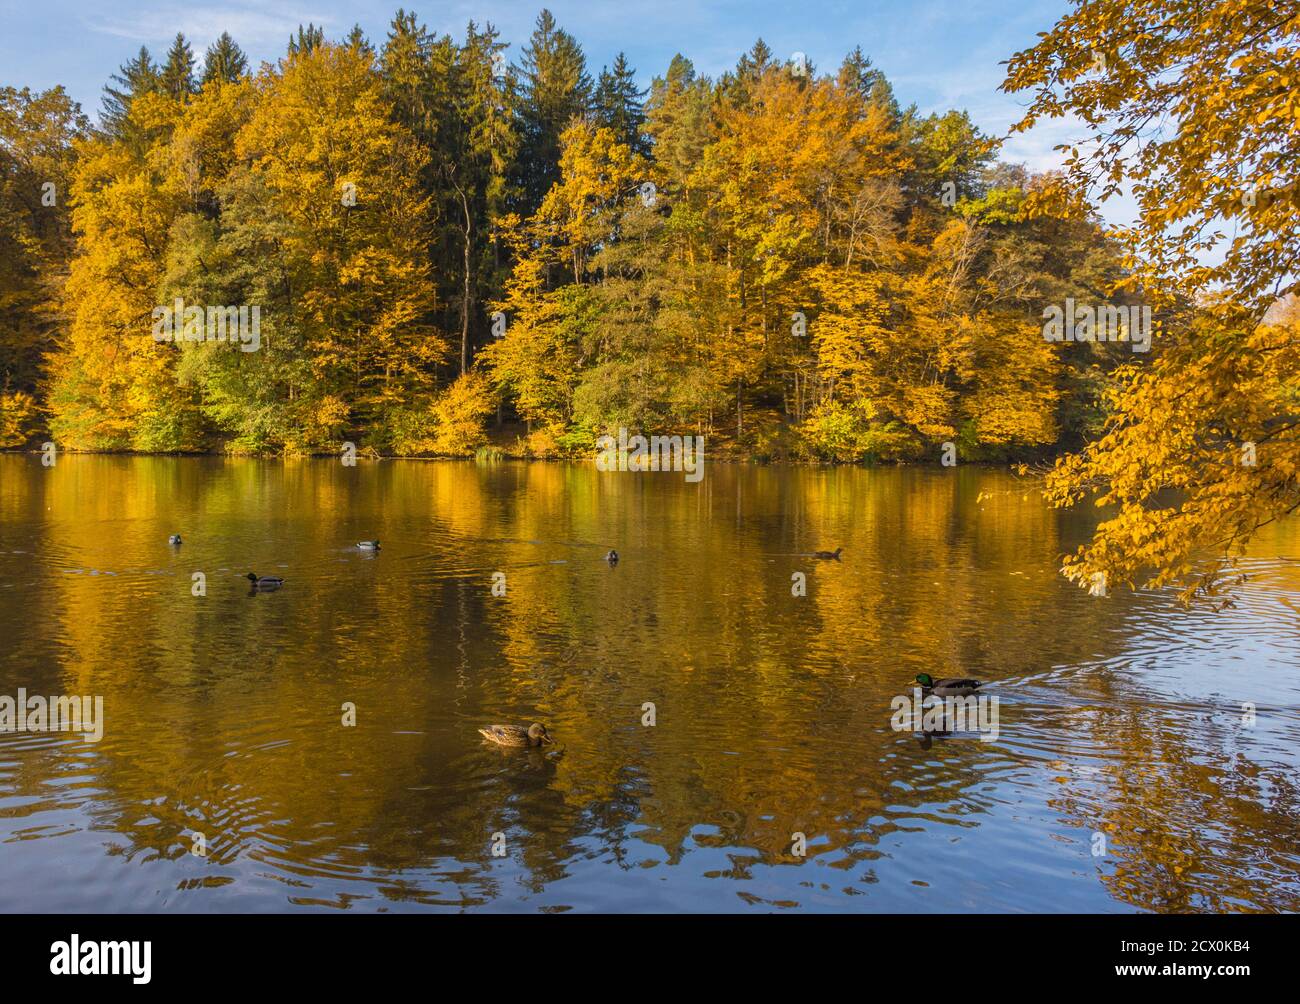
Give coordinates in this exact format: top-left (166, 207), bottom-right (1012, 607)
top-left (0, 454), bottom-right (1297, 912)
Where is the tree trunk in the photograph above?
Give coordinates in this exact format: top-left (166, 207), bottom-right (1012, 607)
top-left (458, 185), bottom-right (472, 376)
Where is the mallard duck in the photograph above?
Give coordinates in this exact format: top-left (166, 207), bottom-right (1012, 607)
top-left (812, 547), bottom-right (842, 560)
top-left (605, 549), bottom-right (619, 564)
top-left (356, 540), bottom-right (381, 550)
top-left (915, 672), bottom-right (984, 697)
top-left (168, 534), bottom-right (182, 546)
top-left (478, 723), bottom-right (553, 747)
top-left (246, 572), bottom-right (284, 589)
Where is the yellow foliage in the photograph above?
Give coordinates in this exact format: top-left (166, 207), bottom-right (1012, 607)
top-left (0, 391), bottom-right (39, 447)
top-left (1007, 0), bottom-right (1300, 603)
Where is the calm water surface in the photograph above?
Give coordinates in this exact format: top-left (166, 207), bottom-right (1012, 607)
top-left (0, 454), bottom-right (1297, 912)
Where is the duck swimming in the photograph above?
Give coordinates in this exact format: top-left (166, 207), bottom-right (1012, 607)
top-left (812, 547), bottom-right (842, 560)
top-left (246, 572), bottom-right (284, 589)
top-left (478, 723), bottom-right (553, 747)
top-left (356, 540), bottom-right (381, 550)
top-left (168, 534), bottom-right (182, 546)
top-left (605, 549), bottom-right (619, 564)
top-left (915, 673), bottom-right (984, 697)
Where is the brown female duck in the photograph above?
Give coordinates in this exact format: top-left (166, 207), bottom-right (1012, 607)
top-left (478, 723), bottom-right (554, 747)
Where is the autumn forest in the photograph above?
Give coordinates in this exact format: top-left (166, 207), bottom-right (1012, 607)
top-left (1, 8), bottom-right (1149, 460)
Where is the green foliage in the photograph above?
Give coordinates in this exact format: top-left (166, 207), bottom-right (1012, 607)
top-left (595, 53), bottom-right (649, 156)
top-left (798, 400), bottom-right (916, 463)
top-left (99, 47), bottom-right (160, 145)
top-left (202, 33), bottom-right (249, 86)
top-left (515, 9), bottom-right (592, 212)
top-left (160, 34), bottom-right (198, 101)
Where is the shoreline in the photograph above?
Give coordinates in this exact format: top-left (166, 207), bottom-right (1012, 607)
top-left (0, 447), bottom-right (1044, 468)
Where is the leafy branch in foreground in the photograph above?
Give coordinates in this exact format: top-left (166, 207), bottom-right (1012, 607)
top-left (1005, 0), bottom-right (1300, 605)
top-left (1043, 302), bottom-right (1299, 607)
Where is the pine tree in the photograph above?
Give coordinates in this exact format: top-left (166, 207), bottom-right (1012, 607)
top-left (201, 32), bottom-right (248, 86)
top-left (718, 39), bottom-right (777, 108)
top-left (287, 24), bottom-right (325, 58)
top-left (99, 46), bottom-right (159, 138)
top-left (344, 24), bottom-right (374, 57)
top-left (838, 47), bottom-right (899, 121)
top-left (646, 54), bottom-right (712, 194)
top-left (458, 20), bottom-right (517, 227)
top-left (515, 9), bottom-right (591, 213)
top-left (380, 11), bottom-right (436, 147)
top-left (594, 53), bottom-right (649, 156)
top-left (448, 21), bottom-right (519, 373)
top-left (160, 33), bottom-right (197, 101)
top-left (737, 39), bottom-right (776, 84)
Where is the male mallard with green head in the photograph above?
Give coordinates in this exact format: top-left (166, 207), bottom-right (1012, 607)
top-left (479, 723), bottom-right (554, 747)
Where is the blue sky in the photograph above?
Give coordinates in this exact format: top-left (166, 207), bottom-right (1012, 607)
top-left (0, 0), bottom-right (1089, 188)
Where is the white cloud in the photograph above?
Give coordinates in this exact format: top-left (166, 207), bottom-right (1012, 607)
top-left (88, 2), bottom-right (338, 51)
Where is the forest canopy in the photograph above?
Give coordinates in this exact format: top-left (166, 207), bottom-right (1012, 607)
top-left (2, 10), bottom-right (1139, 462)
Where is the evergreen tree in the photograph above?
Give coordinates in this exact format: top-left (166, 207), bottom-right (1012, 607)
top-left (838, 47), bottom-right (899, 121)
top-left (99, 46), bottom-right (159, 138)
top-left (594, 53), bottom-right (649, 156)
top-left (741, 38), bottom-right (775, 76)
top-left (646, 54), bottom-right (712, 193)
top-left (718, 39), bottom-right (777, 107)
top-left (287, 24), bottom-right (325, 58)
top-left (160, 33), bottom-right (197, 101)
top-left (344, 24), bottom-right (374, 57)
top-left (201, 32), bottom-right (248, 86)
top-left (448, 21), bottom-right (519, 373)
top-left (380, 10), bottom-right (436, 147)
top-left (515, 9), bottom-right (591, 213)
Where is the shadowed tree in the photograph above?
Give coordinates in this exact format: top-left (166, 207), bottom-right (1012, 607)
top-left (0, 86), bottom-right (87, 445)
